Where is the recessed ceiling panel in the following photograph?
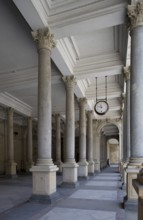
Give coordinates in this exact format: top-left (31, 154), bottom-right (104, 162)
top-left (73, 27), bottom-right (114, 59)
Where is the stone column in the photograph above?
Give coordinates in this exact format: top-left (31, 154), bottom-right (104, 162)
top-left (6, 108), bottom-right (17, 176)
top-left (93, 132), bottom-right (101, 172)
top-left (124, 67), bottom-right (131, 160)
top-left (55, 114), bottom-right (63, 173)
top-left (30, 28), bottom-right (58, 201)
top-left (78, 98), bottom-right (88, 179)
top-left (26, 117), bottom-right (33, 172)
top-left (122, 67), bottom-right (130, 189)
top-left (87, 111), bottom-right (95, 175)
top-left (62, 76), bottom-right (79, 187)
top-left (125, 2), bottom-right (143, 208)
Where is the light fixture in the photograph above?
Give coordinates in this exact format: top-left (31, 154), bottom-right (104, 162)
top-left (94, 76), bottom-right (109, 115)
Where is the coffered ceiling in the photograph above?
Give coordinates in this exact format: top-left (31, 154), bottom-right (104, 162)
top-left (0, 0), bottom-right (130, 127)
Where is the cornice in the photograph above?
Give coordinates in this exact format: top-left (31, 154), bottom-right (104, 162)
top-left (0, 92), bottom-right (32, 117)
top-left (48, 0), bottom-right (127, 28)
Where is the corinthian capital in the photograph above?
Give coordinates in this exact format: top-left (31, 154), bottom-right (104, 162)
top-left (32, 28), bottom-right (56, 50)
top-left (62, 76), bottom-right (76, 87)
top-left (79, 98), bottom-right (87, 107)
top-left (128, 2), bottom-right (143, 31)
top-left (123, 66), bottom-right (130, 81)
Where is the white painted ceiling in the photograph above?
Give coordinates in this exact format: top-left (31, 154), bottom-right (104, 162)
top-left (0, 0), bottom-right (130, 135)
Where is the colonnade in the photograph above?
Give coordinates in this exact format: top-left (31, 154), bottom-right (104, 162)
top-left (121, 2), bottom-right (143, 219)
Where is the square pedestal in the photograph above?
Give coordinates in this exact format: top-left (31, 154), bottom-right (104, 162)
top-left (94, 161), bottom-right (101, 172)
top-left (62, 163), bottom-right (79, 187)
top-left (6, 161), bottom-right (17, 176)
top-left (30, 165), bottom-right (58, 197)
top-left (55, 161), bottom-right (63, 174)
top-left (88, 161), bottom-right (95, 176)
top-left (78, 161), bottom-right (88, 179)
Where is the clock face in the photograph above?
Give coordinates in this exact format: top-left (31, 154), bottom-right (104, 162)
top-left (94, 101), bottom-right (109, 115)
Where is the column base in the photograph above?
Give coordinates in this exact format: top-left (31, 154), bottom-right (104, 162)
top-left (30, 164), bottom-right (58, 196)
top-left (124, 198), bottom-right (138, 210)
top-left (61, 162), bottom-right (79, 188)
top-left (6, 161), bottom-right (17, 176)
top-left (88, 160), bottom-right (95, 175)
top-left (129, 157), bottom-right (143, 166)
top-left (29, 191), bottom-right (61, 204)
top-left (94, 161), bottom-right (100, 172)
top-left (26, 161), bottom-right (34, 173)
top-left (55, 161), bottom-right (63, 174)
top-left (78, 161), bottom-right (88, 179)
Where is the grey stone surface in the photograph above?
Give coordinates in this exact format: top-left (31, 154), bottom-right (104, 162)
top-left (40, 207), bottom-right (116, 220)
top-left (93, 176), bottom-right (120, 181)
top-left (0, 166), bottom-right (137, 220)
top-left (70, 189), bottom-right (117, 201)
top-left (86, 181), bottom-right (119, 187)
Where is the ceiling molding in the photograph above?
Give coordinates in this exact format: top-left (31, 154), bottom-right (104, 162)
top-left (0, 92), bottom-right (32, 117)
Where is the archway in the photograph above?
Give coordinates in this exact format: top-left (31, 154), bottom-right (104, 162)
top-left (107, 138), bottom-right (119, 165)
top-left (97, 122), bottom-right (119, 169)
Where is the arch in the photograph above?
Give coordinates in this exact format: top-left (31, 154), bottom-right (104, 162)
top-left (107, 138), bottom-right (120, 164)
top-left (96, 120), bottom-right (121, 135)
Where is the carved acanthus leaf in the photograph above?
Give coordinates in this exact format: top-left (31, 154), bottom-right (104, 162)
top-left (32, 28), bottom-right (56, 50)
top-left (128, 2), bottom-right (143, 31)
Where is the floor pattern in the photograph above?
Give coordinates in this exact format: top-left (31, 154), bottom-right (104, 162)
top-left (0, 166), bottom-right (137, 220)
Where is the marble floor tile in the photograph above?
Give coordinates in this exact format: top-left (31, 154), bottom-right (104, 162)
top-left (86, 181), bottom-right (118, 187)
top-left (100, 173), bottom-right (120, 176)
top-left (93, 176), bottom-right (120, 180)
top-left (40, 207), bottom-right (116, 220)
top-left (69, 189), bottom-right (117, 201)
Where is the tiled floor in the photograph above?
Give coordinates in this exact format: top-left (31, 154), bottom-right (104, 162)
top-left (0, 167), bottom-right (137, 220)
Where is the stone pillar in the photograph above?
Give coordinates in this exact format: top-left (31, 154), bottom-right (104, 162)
top-left (122, 67), bottom-right (130, 189)
top-left (6, 108), bottom-right (17, 176)
top-left (125, 2), bottom-right (143, 208)
top-left (87, 111), bottom-right (95, 175)
top-left (78, 98), bottom-right (88, 179)
top-left (30, 28), bottom-right (58, 201)
top-left (133, 170), bottom-right (143, 220)
top-left (26, 117), bottom-right (33, 172)
top-left (55, 114), bottom-right (63, 173)
top-left (124, 67), bottom-right (131, 160)
top-left (93, 132), bottom-right (101, 172)
top-left (62, 76), bottom-right (79, 187)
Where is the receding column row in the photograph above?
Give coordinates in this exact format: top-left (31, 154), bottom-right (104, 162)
top-left (29, 28), bottom-right (97, 202)
top-left (4, 107), bottom-right (33, 176)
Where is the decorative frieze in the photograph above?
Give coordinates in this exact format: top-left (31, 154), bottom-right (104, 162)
top-left (128, 2), bottom-right (143, 31)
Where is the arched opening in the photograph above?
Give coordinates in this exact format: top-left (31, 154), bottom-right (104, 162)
top-left (99, 123), bottom-right (119, 169)
top-left (107, 138), bottom-right (119, 165)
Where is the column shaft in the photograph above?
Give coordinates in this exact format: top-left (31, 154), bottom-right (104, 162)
top-left (79, 98), bottom-right (86, 161)
top-left (6, 108), bottom-right (16, 175)
top-left (64, 76), bottom-right (76, 163)
top-left (55, 114), bottom-right (61, 162)
top-left (7, 108), bottom-right (14, 162)
top-left (28, 117), bottom-right (33, 163)
top-left (87, 111), bottom-right (94, 175)
top-left (62, 76), bottom-right (78, 187)
top-left (78, 98), bottom-right (88, 178)
top-left (130, 26), bottom-right (143, 161)
top-left (126, 78), bottom-right (130, 159)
